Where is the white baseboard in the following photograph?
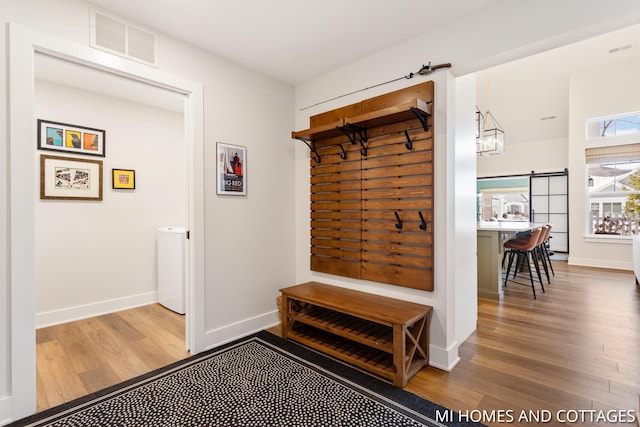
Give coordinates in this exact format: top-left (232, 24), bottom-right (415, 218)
top-left (35, 292), bottom-right (158, 328)
top-left (568, 257), bottom-right (633, 271)
top-left (428, 341), bottom-right (461, 372)
top-left (205, 310), bottom-right (280, 350)
top-left (0, 396), bottom-right (12, 427)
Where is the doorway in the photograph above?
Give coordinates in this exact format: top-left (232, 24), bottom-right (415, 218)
top-left (33, 53), bottom-right (189, 409)
top-left (33, 53), bottom-right (187, 329)
top-left (8, 24), bottom-right (205, 419)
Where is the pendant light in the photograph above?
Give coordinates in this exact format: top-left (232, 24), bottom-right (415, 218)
top-left (477, 110), bottom-right (504, 156)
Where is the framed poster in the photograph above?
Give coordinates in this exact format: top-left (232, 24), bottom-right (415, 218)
top-left (37, 119), bottom-right (106, 157)
top-left (216, 142), bottom-right (246, 195)
top-left (112, 168), bottom-right (136, 189)
top-left (40, 154), bottom-right (103, 200)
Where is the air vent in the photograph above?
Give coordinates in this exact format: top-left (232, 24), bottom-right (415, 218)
top-left (90, 9), bottom-right (157, 66)
top-left (609, 44), bottom-right (633, 54)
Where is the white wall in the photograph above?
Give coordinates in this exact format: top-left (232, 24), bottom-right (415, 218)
top-left (567, 59), bottom-right (640, 270)
top-left (0, 10), bottom-right (8, 424)
top-left (1, 0), bottom-right (295, 336)
top-left (34, 79), bottom-right (185, 327)
top-left (475, 42), bottom-right (571, 178)
top-left (454, 74), bottom-right (479, 343)
top-left (477, 138), bottom-right (569, 177)
top-left (1, 0), bottom-right (295, 421)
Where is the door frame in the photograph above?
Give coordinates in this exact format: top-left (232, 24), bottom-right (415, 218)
top-left (7, 23), bottom-right (205, 420)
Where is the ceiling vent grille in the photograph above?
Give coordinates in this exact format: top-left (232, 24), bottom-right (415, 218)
top-left (90, 9), bottom-right (157, 67)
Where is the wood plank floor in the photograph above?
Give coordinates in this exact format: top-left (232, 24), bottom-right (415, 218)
top-left (404, 261), bottom-right (640, 427)
top-left (36, 303), bottom-right (189, 412)
top-left (36, 262), bottom-right (640, 426)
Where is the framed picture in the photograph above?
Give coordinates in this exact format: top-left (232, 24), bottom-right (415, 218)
top-left (40, 155), bottom-right (103, 200)
top-left (216, 142), bottom-right (246, 195)
top-left (37, 119), bottom-right (106, 157)
top-left (112, 169), bottom-right (136, 189)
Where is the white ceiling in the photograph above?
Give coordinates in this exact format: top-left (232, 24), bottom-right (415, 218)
top-left (88, 0), bottom-right (503, 84)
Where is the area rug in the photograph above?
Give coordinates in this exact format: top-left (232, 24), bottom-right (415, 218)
top-left (9, 330), bottom-right (480, 426)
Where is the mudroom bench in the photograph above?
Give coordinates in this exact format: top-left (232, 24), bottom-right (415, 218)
top-left (280, 281), bottom-right (432, 387)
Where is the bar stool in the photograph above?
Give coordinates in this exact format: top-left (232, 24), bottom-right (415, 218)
top-left (540, 224), bottom-right (555, 277)
top-left (503, 226), bottom-right (546, 299)
top-left (535, 225), bottom-right (552, 284)
top-left (501, 228), bottom-right (532, 268)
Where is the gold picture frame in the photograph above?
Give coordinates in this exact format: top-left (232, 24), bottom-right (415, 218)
top-left (40, 154), bottom-right (103, 201)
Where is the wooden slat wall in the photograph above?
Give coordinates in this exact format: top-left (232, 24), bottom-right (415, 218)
top-left (310, 138), bottom-right (363, 280)
top-left (307, 81), bottom-right (434, 291)
top-left (361, 122), bottom-right (433, 291)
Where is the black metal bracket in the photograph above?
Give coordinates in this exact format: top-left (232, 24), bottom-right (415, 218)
top-left (403, 130), bottom-right (413, 150)
top-left (338, 143), bottom-right (348, 160)
top-left (418, 212), bottom-right (427, 230)
top-left (394, 212), bottom-right (403, 230)
top-left (338, 124), bottom-right (368, 157)
top-left (294, 137), bottom-right (321, 164)
top-left (410, 106), bottom-right (430, 131)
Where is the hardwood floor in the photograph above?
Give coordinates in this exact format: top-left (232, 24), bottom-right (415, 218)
top-left (403, 261), bottom-right (640, 427)
top-left (37, 262), bottom-right (639, 426)
top-left (36, 303), bottom-right (189, 412)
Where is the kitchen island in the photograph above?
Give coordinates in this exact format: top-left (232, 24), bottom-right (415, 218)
top-left (477, 221), bottom-right (534, 300)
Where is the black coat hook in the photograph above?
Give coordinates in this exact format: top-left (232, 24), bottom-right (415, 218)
top-left (418, 212), bottom-right (427, 230)
top-left (394, 212), bottom-right (403, 230)
top-left (338, 143), bottom-right (348, 160)
top-left (403, 130), bottom-right (413, 150)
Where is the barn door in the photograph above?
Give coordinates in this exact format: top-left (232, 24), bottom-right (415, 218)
top-left (530, 170), bottom-right (569, 253)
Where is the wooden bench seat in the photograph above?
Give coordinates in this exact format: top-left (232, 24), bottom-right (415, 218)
top-left (280, 281), bottom-right (432, 387)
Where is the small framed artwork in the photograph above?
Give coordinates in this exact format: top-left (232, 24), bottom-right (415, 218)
top-left (37, 119), bottom-right (106, 157)
top-left (40, 154), bottom-right (103, 200)
top-left (112, 169), bottom-right (136, 189)
top-left (216, 142), bottom-right (246, 195)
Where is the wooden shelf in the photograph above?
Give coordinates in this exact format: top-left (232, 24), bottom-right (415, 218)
top-left (291, 118), bottom-right (344, 141)
top-left (288, 324), bottom-right (395, 380)
top-left (345, 98), bottom-right (431, 130)
top-left (281, 282), bottom-right (432, 387)
top-left (291, 98), bottom-right (431, 143)
top-left (290, 305), bottom-right (394, 353)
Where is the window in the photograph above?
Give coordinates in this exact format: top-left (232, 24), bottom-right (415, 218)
top-left (586, 143), bottom-right (640, 235)
top-left (586, 112), bottom-right (640, 139)
top-left (477, 177), bottom-right (529, 222)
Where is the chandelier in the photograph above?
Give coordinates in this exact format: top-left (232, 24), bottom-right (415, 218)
top-left (476, 109), bottom-right (504, 156)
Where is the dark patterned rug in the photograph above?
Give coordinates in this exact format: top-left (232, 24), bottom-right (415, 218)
top-left (9, 331), bottom-right (480, 426)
